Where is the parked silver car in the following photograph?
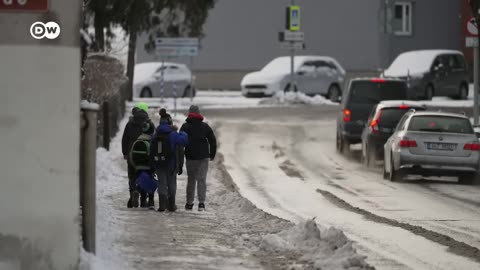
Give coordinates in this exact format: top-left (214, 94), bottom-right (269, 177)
top-left (241, 56), bottom-right (346, 101)
top-left (133, 62), bottom-right (195, 98)
top-left (383, 111), bottom-right (479, 184)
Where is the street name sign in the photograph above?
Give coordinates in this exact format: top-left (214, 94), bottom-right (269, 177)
top-left (280, 42), bottom-right (305, 50)
top-left (155, 38), bottom-right (199, 57)
top-left (467, 37), bottom-right (478, 48)
top-left (279, 31), bottom-right (305, 42)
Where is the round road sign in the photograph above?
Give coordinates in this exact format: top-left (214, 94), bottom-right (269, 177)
top-left (466, 17), bottom-right (478, 36)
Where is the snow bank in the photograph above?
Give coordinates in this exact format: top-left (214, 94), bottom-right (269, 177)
top-left (134, 90), bottom-right (262, 110)
top-left (80, 116), bottom-right (131, 270)
top-left (260, 219), bottom-right (371, 270)
top-left (260, 92), bottom-right (337, 106)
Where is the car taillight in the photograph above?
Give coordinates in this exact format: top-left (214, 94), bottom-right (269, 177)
top-left (464, 143), bottom-right (480, 151)
top-left (343, 109), bottom-right (351, 122)
top-left (369, 110), bottom-right (382, 133)
top-left (371, 78), bottom-right (385, 83)
top-left (399, 139), bottom-right (417, 148)
top-left (398, 105), bottom-right (410, 109)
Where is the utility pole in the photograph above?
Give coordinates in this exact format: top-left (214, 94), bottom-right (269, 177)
top-left (289, 0), bottom-right (296, 93)
top-left (470, 0), bottom-right (480, 124)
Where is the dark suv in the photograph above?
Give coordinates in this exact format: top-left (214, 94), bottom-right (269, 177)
top-left (360, 101), bottom-right (426, 167)
top-left (383, 50), bottom-right (469, 100)
top-left (336, 78), bottom-right (409, 153)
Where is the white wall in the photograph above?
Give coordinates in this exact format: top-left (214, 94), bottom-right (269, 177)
top-left (0, 1), bottom-right (81, 269)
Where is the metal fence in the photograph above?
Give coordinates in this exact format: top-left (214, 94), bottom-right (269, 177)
top-left (96, 82), bottom-right (129, 150)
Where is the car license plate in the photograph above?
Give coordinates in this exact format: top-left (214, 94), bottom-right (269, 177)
top-left (426, 142), bottom-right (456, 151)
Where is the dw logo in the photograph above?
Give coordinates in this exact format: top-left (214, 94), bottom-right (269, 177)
top-left (30, 22), bottom-right (61, 40)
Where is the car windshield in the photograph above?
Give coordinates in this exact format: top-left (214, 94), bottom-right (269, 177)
top-left (408, 116), bottom-right (474, 134)
top-left (349, 81), bottom-right (407, 104)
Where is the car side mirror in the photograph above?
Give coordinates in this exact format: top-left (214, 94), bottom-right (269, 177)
top-left (297, 71), bottom-right (306, 76)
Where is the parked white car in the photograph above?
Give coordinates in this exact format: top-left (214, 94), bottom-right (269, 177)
top-left (133, 62), bottom-right (195, 98)
top-left (240, 56), bottom-right (346, 101)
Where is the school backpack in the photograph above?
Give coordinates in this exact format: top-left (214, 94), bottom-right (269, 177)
top-left (136, 171), bottom-right (158, 194)
top-left (129, 134), bottom-right (152, 171)
top-left (151, 133), bottom-right (172, 168)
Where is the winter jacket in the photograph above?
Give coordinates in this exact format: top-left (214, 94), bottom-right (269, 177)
top-left (180, 113), bottom-right (217, 161)
top-left (150, 123), bottom-right (188, 173)
top-left (121, 109), bottom-right (155, 157)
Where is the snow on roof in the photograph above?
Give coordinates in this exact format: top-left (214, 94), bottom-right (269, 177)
top-left (260, 55), bottom-right (344, 74)
top-left (384, 50), bottom-right (463, 77)
top-left (411, 111), bottom-right (469, 119)
top-left (350, 77), bottom-right (404, 82)
top-left (379, 100), bottom-right (426, 107)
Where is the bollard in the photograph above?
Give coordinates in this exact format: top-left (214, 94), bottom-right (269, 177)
top-left (80, 102), bottom-right (98, 254)
top-left (103, 101), bottom-right (110, 150)
top-left (173, 80), bottom-right (177, 117)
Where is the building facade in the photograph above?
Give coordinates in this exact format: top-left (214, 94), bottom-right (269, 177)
top-left (137, 0), bottom-right (463, 90)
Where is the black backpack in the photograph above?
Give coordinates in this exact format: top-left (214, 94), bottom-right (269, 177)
top-left (129, 134), bottom-right (151, 171)
top-left (151, 133), bottom-right (172, 167)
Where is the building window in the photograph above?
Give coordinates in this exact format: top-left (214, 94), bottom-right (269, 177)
top-left (393, 2), bottom-right (412, 36)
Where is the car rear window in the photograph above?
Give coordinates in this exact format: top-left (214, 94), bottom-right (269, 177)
top-left (378, 107), bottom-right (425, 127)
top-left (348, 81), bottom-right (407, 104)
top-left (408, 116), bottom-right (473, 134)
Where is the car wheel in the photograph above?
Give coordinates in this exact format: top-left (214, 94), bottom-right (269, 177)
top-left (458, 173), bottom-right (476, 185)
top-left (336, 133), bottom-right (342, 152)
top-left (389, 153), bottom-right (403, 182)
top-left (337, 133), bottom-right (349, 155)
top-left (382, 161), bottom-right (389, 180)
top-left (425, 85), bottom-right (434, 100)
top-left (457, 84), bottom-right (468, 100)
top-left (183, 86), bottom-right (195, 98)
top-left (284, 84), bottom-right (298, 93)
top-left (328, 84), bottom-right (341, 103)
top-left (140, 87), bottom-right (153, 98)
top-left (365, 146), bottom-right (375, 168)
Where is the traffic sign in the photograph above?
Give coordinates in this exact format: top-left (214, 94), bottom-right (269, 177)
top-left (280, 42), bottom-right (305, 50)
top-left (0, 0), bottom-right (48, 12)
top-left (279, 31), bottom-right (305, 42)
top-left (156, 46), bottom-right (198, 57)
top-left (286, 5), bottom-right (301, 31)
top-left (155, 38), bottom-right (199, 47)
top-left (466, 37), bottom-right (478, 47)
top-left (155, 38), bottom-right (199, 57)
top-left (466, 17), bottom-right (478, 36)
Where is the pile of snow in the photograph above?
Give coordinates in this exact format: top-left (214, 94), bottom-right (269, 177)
top-left (260, 219), bottom-right (371, 270)
top-left (134, 90), bottom-right (262, 110)
top-left (260, 92), bottom-right (337, 106)
top-left (79, 117), bottom-right (132, 270)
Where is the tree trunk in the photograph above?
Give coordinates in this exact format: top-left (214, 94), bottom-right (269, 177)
top-left (126, 24), bottom-right (138, 101)
top-left (94, 11), bottom-right (105, 52)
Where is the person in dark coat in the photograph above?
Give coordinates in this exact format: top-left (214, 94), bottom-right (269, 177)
top-left (159, 108), bottom-right (173, 126)
top-left (128, 121), bottom-right (156, 209)
top-left (180, 105), bottom-right (217, 211)
top-left (150, 119), bottom-right (188, 212)
top-left (121, 102), bottom-right (154, 208)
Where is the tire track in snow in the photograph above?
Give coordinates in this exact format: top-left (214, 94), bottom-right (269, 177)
top-left (316, 188), bottom-right (480, 263)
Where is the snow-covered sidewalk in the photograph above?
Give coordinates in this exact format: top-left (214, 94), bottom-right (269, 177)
top-left (82, 109), bottom-right (372, 270)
